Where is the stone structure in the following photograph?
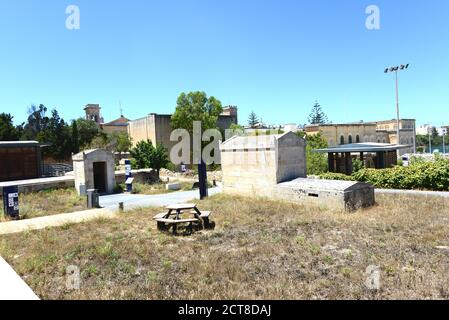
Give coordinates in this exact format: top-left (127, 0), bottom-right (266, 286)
top-left (275, 178), bottom-right (375, 211)
top-left (72, 149), bottom-right (115, 195)
top-left (127, 106), bottom-right (239, 152)
top-left (220, 132), bottom-right (307, 196)
top-left (220, 132), bottom-right (375, 211)
top-left (305, 119), bottom-right (416, 155)
top-left (84, 104), bottom-right (104, 124)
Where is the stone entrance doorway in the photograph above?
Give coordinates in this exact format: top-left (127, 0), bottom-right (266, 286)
top-left (72, 149), bottom-right (115, 196)
top-left (93, 162), bottom-right (107, 193)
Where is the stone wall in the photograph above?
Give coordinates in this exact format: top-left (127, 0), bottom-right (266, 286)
top-left (274, 178), bottom-right (375, 212)
top-left (220, 132), bottom-right (307, 198)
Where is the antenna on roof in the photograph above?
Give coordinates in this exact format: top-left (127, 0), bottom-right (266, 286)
top-left (119, 100), bottom-right (124, 117)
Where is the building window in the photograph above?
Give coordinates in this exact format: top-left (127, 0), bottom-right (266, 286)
top-left (340, 136), bottom-right (345, 145)
top-left (356, 135), bottom-right (360, 143)
top-left (383, 139), bottom-right (386, 143)
top-left (348, 135), bottom-right (353, 144)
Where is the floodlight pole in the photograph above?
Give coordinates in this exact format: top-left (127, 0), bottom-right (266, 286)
top-left (385, 64), bottom-right (409, 149)
top-left (395, 70), bottom-right (400, 145)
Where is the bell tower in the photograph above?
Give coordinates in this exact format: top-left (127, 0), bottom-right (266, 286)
top-left (84, 104), bottom-right (103, 124)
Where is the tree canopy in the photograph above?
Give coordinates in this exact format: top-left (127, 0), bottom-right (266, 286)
top-left (171, 91), bottom-right (223, 133)
top-left (0, 113), bottom-right (21, 141)
top-left (130, 140), bottom-right (169, 175)
top-left (247, 111), bottom-right (259, 128)
top-left (308, 101), bottom-right (328, 125)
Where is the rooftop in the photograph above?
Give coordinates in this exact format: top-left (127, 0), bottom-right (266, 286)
top-left (313, 142), bottom-right (412, 153)
top-left (0, 141), bottom-right (41, 148)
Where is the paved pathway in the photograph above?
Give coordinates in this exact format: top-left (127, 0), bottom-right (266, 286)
top-left (0, 187), bottom-right (222, 236)
top-left (376, 188), bottom-right (449, 198)
top-left (99, 186), bottom-right (222, 211)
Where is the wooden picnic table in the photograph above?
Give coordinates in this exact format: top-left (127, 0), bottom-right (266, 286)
top-left (153, 203), bottom-right (212, 234)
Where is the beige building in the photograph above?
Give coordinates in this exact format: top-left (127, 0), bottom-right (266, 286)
top-left (127, 106), bottom-right (238, 153)
top-left (101, 116), bottom-right (130, 135)
top-left (305, 119), bottom-right (416, 155)
top-left (219, 132), bottom-right (307, 197)
top-left (84, 104), bottom-right (129, 135)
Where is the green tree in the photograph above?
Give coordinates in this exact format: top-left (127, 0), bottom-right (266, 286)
top-left (171, 91), bottom-right (223, 134)
top-left (130, 140), bottom-right (169, 176)
top-left (109, 131), bottom-right (133, 153)
top-left (297, 131), bottom-right (328, 175)
top-left (22, 104), bottom-right (49, 140)
top-left (38, 109), bottom-right (72, 160)
top-left (75, 118), bottom-right (101, 149)
top-left (0, 113), bottom-right (20, 141)
top-left (247, 111), bottom-right (259, 128)
top-left (431, 127), bottom-right (439, 139)
top-left (71, 120), bottom-right (80, 154)
top-left (308, 101), bottom-right (328, 125)
top-left (228, 123), bottom-right (245, 137)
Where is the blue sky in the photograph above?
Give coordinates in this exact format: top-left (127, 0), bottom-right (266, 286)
top-left (0, 0), bottom-right (448, 127)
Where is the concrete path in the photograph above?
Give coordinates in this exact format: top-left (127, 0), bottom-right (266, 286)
top-left (376, 188), bottom-right (449, 198)
top-left (0, 256), bottom-right (39, 300)
top-left (0, 208), bottom-right (115, 236)
top-left (99, 186), bottom-right (223, 211)
top-left (0, 187), bottom-right (222, 236)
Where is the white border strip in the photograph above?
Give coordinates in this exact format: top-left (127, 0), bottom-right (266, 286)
top-left (0, 256), bottom-right (39, 300)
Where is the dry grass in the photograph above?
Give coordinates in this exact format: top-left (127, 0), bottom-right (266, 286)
top-left (1, 192), bottom-right (449, 300)
top-left (0, 188), bottom-right (86, 221)
top-left (130, 182), bottom-right (197, 195)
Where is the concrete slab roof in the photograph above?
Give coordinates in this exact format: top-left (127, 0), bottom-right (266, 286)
top-left (277, 177), bottom-right (371, 192)
top-left (0, 141), bottom-right (40, 148)
top-left (220, 132), bottom-right (298, 151)
top-left (313, 142), bottom-right (412, 153)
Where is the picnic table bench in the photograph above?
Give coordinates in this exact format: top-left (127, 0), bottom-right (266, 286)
top-left (153, 203), bottom-right (213, 234)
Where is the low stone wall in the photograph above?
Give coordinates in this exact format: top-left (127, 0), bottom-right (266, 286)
top-left (0, 176), bottom-right (74, 194)
top-left (0, 169), bottom-right (160, 195)
top-left (222, 178), bottom-right (375, 212)
top-left (274, 178), bottom-right (375, 212)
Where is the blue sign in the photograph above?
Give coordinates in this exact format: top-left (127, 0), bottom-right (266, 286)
top-left (2, 186), bottom-right (19, 219)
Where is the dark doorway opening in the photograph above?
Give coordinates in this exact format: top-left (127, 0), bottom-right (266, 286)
top-left (93, 162), bottom-right (107, 193)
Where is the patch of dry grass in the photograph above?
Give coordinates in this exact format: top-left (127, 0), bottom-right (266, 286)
top-left (0, 188), bottom-right (86, 222)
top-left (130, 182), bottom-right (196, 195)
top-left (1, 193), bottom-right (449, 299)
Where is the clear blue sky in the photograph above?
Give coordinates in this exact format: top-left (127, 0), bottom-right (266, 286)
top-left (0, 0), bottom-right (448, 127)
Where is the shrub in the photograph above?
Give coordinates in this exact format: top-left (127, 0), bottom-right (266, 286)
top-left (352, 158), bottom-right (364, 173)
top-left (353, 157), bottom-right (449, 191)
top-left (319, 172), bottom-right (356, 181)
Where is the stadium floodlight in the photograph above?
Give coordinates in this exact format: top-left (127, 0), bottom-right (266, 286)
top-left (384, 64), bottom-right (410, 148)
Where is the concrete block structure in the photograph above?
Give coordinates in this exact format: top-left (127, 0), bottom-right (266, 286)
top-left (220, 132), bottom-right (375, 211)
top-left (72, 149), bottom-right (115, 195)
top-left (219, 132), bottom-right (307, 197)
top-left (274, 178), bottom-right (375, 211)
